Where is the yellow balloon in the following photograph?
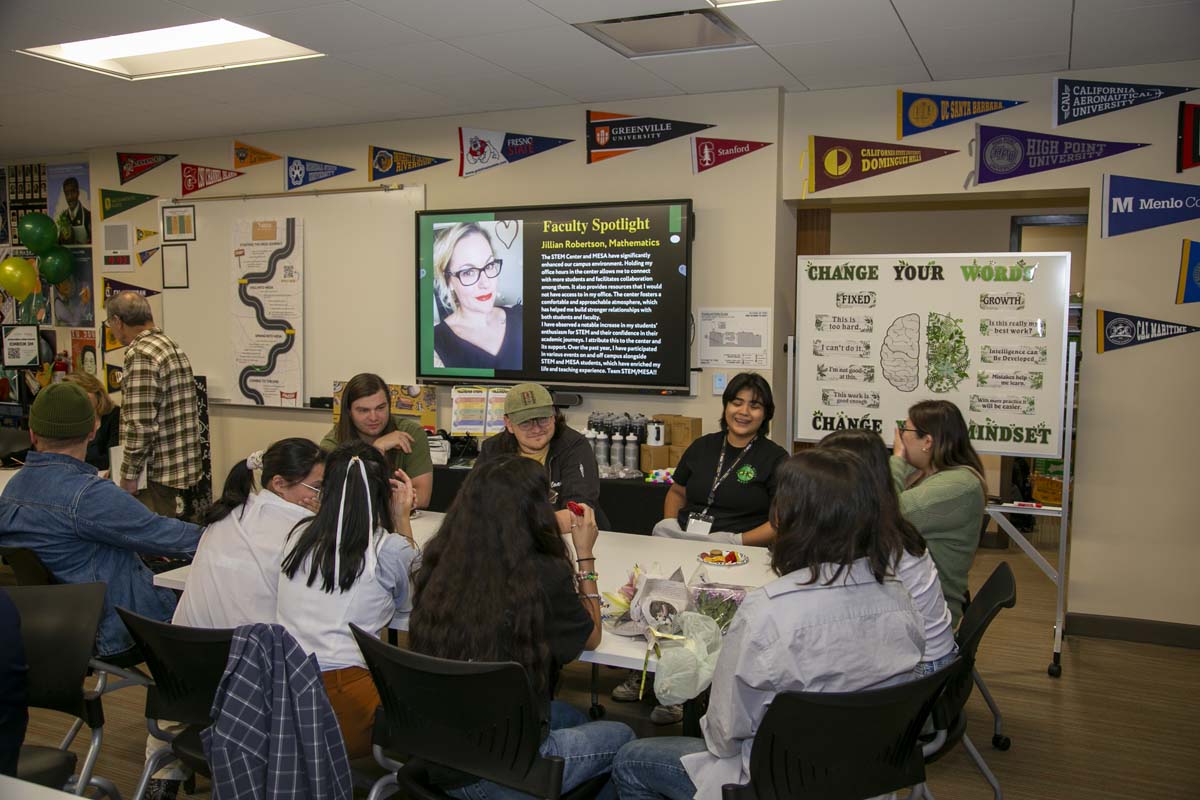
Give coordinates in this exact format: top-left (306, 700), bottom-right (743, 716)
top-left (0, 256), bottom-right (39, 302)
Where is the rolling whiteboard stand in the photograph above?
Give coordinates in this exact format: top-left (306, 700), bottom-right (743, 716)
top-left (985, 339), bottom-right (1076, 679)
top-left (784, 335), bottom-right (795, 447)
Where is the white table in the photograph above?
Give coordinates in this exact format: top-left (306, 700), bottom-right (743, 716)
top-left (0, 774), bottom-right (83, 798)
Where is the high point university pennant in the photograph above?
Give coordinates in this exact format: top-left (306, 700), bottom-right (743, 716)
top-left (1102, 174), bottom-right (1200, 237)
top-left (691, 136), bottom-right (772, 173)
top-left (897, 90), bottom-right (1024, 138)
top-left (1054, 79), bottom-right (1196, 125)
top-left (369, 146), bottom-right (450, 181)
top-left (286, 157), bottom-right (353, 189)
top-left (99, 189), bottom-right (156, 220)
top-left (458, 128), bottom-right (572, 178)
top-left (587, 111), bottom-right (713, 163)
top-left (233, 141), bottom-right (281, 169)
top-left (1178, 240), bottom-right (1200, 304)
top-left (976, 125), bottom-right (1148, 184)
top-left (1178, 102), bottom-right (1200, 172)
top-left (807, 136), bottom-right (956, 192)
top-left (1097, 309), bottom-right (1200, 353)
top-left (182, 163), bottom-right (243, 196)
top-left (116, 152), bottom-right (176, 184)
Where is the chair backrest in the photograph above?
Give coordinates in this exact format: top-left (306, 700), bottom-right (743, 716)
top-left (6, 583), bottom-right (105, 718)
top-left (723, 660), bottom-right (962, 800)
top-left (350, 624), bottom-right (563, 799)
top-left (115, 608), bottom-right (234, 727)
top-left (0, 546), bottom-right (55, 585)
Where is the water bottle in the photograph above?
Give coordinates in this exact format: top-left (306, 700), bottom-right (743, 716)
top-left (594, 432), bottom-right (610, 468)
top-left (610, 433), bottom-right (625, 471)
top-left (585, 429), bottom-right (597, 455)
top-left (624, 433), bottom-right (640, 471)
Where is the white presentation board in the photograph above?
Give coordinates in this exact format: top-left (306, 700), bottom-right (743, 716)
top-left (794, 252), bottom-right (1070, 457)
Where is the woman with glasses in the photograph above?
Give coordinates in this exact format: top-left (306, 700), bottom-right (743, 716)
top-left (432, 222), bottom-right (523, 370)
top-left (893, 400), bottom-right (987, 627)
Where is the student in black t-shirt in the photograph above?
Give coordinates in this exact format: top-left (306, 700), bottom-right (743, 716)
top-left (654, 373), bottom-right (789, 547)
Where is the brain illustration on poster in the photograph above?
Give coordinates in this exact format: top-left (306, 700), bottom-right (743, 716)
top-left (230, 217), bottom-right (304, 405)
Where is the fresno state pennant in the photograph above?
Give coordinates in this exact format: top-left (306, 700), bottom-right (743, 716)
top-left (181, 163), bottom-right (243, 195)
top-left (808, 136), bottom-right (956, 191)
top-left (233, 141), bottom-right (281, 169)
top-left (692, 136), bottom-right (772, 173)
top-left (458, 128), bottom-right (573, 177)
top-left (1178, 102), bottom-right (1200, 172)
top-left (587, 111), bottom-right (713, 163)
top-left (116, 152), bottom-right (176, 184)
top-left (1097, 309), bottom-right (1200, 353)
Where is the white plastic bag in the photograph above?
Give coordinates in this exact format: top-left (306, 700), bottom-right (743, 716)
top-left (653, 612), bottom-right (723, 705)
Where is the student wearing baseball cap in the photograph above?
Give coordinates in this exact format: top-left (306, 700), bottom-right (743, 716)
top-left (476, 382), bottom-right (608, 531)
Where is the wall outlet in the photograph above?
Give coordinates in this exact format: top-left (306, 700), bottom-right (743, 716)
top-left (712, 372), bottom-right (727, 395)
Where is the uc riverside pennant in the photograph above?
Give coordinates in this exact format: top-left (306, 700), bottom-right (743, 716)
top-left (286, 157), bottom-right (353, 189)
top-left (369, 146), bottom-right (449, 181)
top-left (1097, 309), bottom-right (1200, 353)
top-left (116, 152), bottom-right (176, 184)
top-left (1178, 240), bottom-right (1200, 304)
top-left (587, 111), bottom-right (713, 163)
top-left (897, 90), bottom-right (1024, 138)
top-left (691, 136), bottom-right (772, 173)
top-left (1103, 174), bottom-right (1200, 237)
top-left (182, 163), bottom-right (243, 195)
top-left (99, 189), bottom-right (156, 220)
top-left (1178, 102), bottom-right (1200, 172)
top-left (458, 128), bottom-right (572, 178)
top-left (1054, 79), bottom-right (1196, 125)
top-left (808, 136), bottom-right (956, 192)
top-left (976, 124), bottom-right (1148, 184)
top-left (233, 141), bottom-right (282, 169)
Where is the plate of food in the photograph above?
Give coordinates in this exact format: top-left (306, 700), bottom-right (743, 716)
top-left (698, 549), bottom-right (749, 567)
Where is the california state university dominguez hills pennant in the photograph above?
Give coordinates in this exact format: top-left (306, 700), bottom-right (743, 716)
top-left (1054, 79), bottom-right (1196, 125)
top-left (1102, 174), bottom-right (1200, 237)
top-left (1178, 240), bottom-right (1200, 304)
top-left (691, 136), bottom-right (772, 173)
top-left (182, 163), bottom-right (243, 196)
top-left (99, 189), bottom-right (156, 220)
top-left (116, 152), bottom-right (176, 184)
top-left (1097, 309), bottom-right (1200, 353)
top-left (458, 128), bottom-right (573, 178)
top-left (233, 140), bottom-right (281, 169)
top-left (897, 91), bottom-right (1024, 138)
top-left (369, 146), bottom-right (450, 181)
top-left (587, 111), bottom-right (713, 163)
top-left (975, 125), bottom-right (1148, 184)
top-left (807, 135), bottom-right (956, 191)
top-left (1178, 102), bottom-right (1200, 172)
top-left (286, 157), bottom-right (353, 189)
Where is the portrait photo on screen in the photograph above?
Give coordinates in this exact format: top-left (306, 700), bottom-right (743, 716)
top-left (47, 162), bottom-right (92, 246)
top-left (430, 219), bottom-right (523, 371)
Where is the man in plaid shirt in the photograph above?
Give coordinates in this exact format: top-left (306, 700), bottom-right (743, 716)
top-left (105, 291), bottom-right (201, 518)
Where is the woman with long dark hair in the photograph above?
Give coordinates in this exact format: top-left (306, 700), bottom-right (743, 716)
top-left (612, 449), bottom-right (925, 800)
top-left (893, 400), bottom-right (987, 627)
top-left (409, 455), bottom-right (634, 799)
top-left (276, 441), bottom-right (418, 759)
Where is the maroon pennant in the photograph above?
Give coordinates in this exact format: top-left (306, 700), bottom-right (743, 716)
top-left (117, 152), bottom-right (176, 184)
top-left (692, 136), bottom-right (772, 173)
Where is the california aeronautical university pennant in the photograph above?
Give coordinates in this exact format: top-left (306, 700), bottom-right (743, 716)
top-left (976, 125), bottom-right (1148, 184)
top-left (233, 140), bottom-right (281, 169)
top-left (99, 189), bottom-right (156, 220)
top-left (808, 135), bottom-right (956, 192)
top-left (102, 277), bottom-right (160, 303)
top-left (1097, 308), bottom-right (1200, 353)
top-left (286, 156), bottom-right (353, 189)
top-left (136, 228), bottom-right (157, 242)
top-left (458, 128), bottom-right (572, 178)
top-left (1178, 102), bottom-right (1200, 172)
top-left (1178, 240), bottom-right (1200, 304)
top-left (137, 247), bottom-right (159, 266)
top-left (1102, 174), bottom-right (1200, 237)
top-left (897, 90), bottom-right (1023, 138)
top-left (116, 152), bottom-right (176, 184)
top-left (691, 136), bottom-right (772, 173)
top-left (587, 111), bottom-right (713, 164)
top-left (1054, 79), bottom-right (1196, 126)
top-left (182, 163), bottom-right (243, 196)
top-left (369, 146), bottom-right (450, 181)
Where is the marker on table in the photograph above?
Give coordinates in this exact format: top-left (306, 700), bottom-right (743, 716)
top-left (1011, 501), bottom-right (1043, 508)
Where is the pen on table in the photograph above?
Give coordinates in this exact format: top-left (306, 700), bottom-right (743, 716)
top-left (1011, 501), bottom-right (1043, 508)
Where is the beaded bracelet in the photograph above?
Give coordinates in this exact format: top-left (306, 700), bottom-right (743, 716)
top-left (577, 571), bottom-right (599, 582)
top-left (581, 593), bottom-right (600, 600)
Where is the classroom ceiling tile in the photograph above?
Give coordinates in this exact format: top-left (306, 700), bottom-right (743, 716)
top-left (352, 0), bottom-right (561, 39)
top-left (415, 70), bottom-right (576, 110)
top-left (765, 34), bottom-right (929, 90)
top-left (16, 0), bottom-right (213, 38)
top-left (899, 7), bottom-right (1071, 80)
top-left (514, 58), bottom-right (684, 101)
top-left (448, 23), bottom-right (627, 74)
top-left (636, 45), bottom-right (807, 93)
top-left (934, 52), bottom-right (1070, 82)
top-left (174, 0), bottom-right (335, 16)
top-left (1070, 1), bottom-right (1200, 69)
top-left (232, 2), bottom-right (432, 55)
top-left (890, 0), bottom-right (1071, 30)
top-left (0, 50), bottom-right (115, 92)
top-left (526, 0), bottom-right (706, 25)
top-left (340, 41), bottom-right (498, 82)
top-left (721, 0), bottom-right (909, 47)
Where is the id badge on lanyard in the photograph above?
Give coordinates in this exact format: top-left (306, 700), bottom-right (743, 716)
top-left (689, 438), bottom-right (754, 535)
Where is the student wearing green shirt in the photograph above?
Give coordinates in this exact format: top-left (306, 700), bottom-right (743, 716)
top-left (891, 400), bottom-right (986, 627)
top-left (320, 373), bottom-right (433, 508)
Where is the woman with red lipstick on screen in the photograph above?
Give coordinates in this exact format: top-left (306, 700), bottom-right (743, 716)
top-left (432, 222), bottom-right (523, 370)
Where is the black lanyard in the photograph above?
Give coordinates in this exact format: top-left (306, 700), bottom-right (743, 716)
top-left (704, 437), bottom-right (755, 514)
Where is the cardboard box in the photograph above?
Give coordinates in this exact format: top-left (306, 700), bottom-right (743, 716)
top-left (668, 417), bottom-right (703, 450)
top-left (641, 444), bottom-right (672, 472)
top-left (668, 445), bottom-right (688, 468)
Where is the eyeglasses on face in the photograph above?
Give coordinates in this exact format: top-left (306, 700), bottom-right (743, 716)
top-left (299, 482), bottom-right (322, 495)
top-left (898, 425), bottom-right (927, 437)
top-left (447, 258), bottom-right (502, 287)
top-left (516, 415), bottom-right (552, 431)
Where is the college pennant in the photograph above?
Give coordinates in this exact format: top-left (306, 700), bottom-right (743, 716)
top-left (976, 125), bottom-right (1148, 184)
top-left (99, 189), bottom-right (157, 220)
top-left (137, 247), bottom-right (159, 266)
top-left (807, 136), bottom-right (956, 191)
top-left (897, 91), bottom-right (1024, 138)
top-left (691, 136), bottom-right (772, 173)
top-left (1178, 240), bottom-right (1200, 304)
top-left (587, 111), bottom-right (713, 163)
top-left (285, 157), bottom-right (354, 189)
top-left (369, 145), bottom-right (450, 181)
top-left (1178, 102), bottom-right (1200, 172)
top-left (181, 163), bottom-right (243, 196)
top-left (1054, 79), bottom-right (1196, 125)
top-left (116, 152), bottom-right (177, 184)
top-left (136, 228), bottom-right (158, 242)
top-left (1102, 174), bottom-right (1200, 237)
top-left (1097, 309), bottom-right (1200, 353)
top-left (102, 277), bottom-right (160, 303)
top-left (233, 141), bottom-right (282, 169)
top-left (458, 128), bottom-right (572, 178)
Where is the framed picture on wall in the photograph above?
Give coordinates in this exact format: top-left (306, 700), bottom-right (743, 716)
top-left (161, 204), bottom-right (196, 242)
top-left (162, 243), bottom-right (189, 288)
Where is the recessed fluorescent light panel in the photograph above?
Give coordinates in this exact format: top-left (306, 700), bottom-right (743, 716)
top-left (707, 0), bottom-right (784, 8)
top-left (19, 19), bottom-right (323, 81)
top-left (575, 9), bottom-right (755, 58)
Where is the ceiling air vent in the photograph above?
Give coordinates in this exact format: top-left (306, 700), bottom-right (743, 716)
top-left (575, 9), bottom-right (754, 59)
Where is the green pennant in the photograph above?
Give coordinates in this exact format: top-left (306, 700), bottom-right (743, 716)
top-left (99, 188), bottom-right (157, 220)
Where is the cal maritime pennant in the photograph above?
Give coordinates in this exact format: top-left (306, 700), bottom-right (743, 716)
top-left (1097, 309), bottom-right (1200, 353)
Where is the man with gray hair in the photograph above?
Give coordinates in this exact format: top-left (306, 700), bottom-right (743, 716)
top-left (105, 290), bottom-right (201, 517)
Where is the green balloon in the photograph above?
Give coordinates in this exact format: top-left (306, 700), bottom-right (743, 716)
top-left (17, 213), bottom-right (57, 255)
top-left (39, 246), bottom-right (74, 284)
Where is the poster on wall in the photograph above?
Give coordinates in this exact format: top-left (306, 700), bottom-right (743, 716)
top-left (1097, 309), bottom-right (1200, 352)
top-left (458, 127), bottom-right (572, 177)
top-left (586, 111), bottom-right (712, 163)
top-left (47, 162), bottom-right (91, 245)
top-left (807, 136), bottom-right (956, 192)
top-left (794, 253), bottom-right (1071, 458)
top-left (231, 217), bottom-right (304, 406)
top-left (1178, 102), bottom-right (1199, 172)
top-left (975, 125), bottom-right (1148, 184)
top-left (697, 308), bottom-right (772, 368)
top-left (1054, 79), bottom-right (1195, 125)
top-left (1102, 174), bottom-right (1200, 237)
top-left (897, 90), bottom-right (1024, 138)
top-left (1, 325), bottom-right (39, 367)
top-left (1178, 240), bottom-right (1200, 304)
top-left (0, 167), bottom-right (7, 245)
top-left (71, 329), bottom-right (98, 376)
top-left (51, 246), bottom-right (94, 327)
